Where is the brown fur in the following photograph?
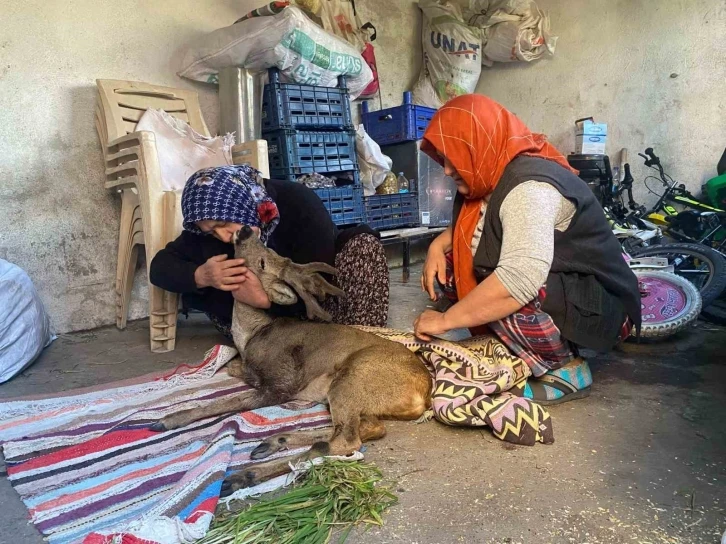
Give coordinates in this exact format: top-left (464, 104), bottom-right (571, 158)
top-left (152, 226), bottom-right (431, 494)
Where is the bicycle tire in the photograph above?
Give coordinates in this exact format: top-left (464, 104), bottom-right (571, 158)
top-left (630, 242), bottom-right (726, 307)
top-left (701, 298), bottom-right (726, 326)
top-left (633, 270), bottom-right (702, 338)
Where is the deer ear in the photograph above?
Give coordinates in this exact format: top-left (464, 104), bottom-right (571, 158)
top-left (268, 280), bottom-right (298, 306)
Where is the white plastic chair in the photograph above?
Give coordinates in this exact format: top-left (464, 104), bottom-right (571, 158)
top-left (95, 79), bottom-right (268, 352)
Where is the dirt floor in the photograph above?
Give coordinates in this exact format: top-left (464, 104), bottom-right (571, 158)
top-left (1, 264), bottom-right (725, 544)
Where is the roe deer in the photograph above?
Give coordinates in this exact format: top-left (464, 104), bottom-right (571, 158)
top-left (151, 225), bottom-right (431, 494)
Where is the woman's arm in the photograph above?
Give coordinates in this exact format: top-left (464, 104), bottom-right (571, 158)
top-left (149, 235), bottom-right (206, 294)
top-left (415, 182), bottom-right (569, 340)
top-left (414, 273), bottom-right (522, 341)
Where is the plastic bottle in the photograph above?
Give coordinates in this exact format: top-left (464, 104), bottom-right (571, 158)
top-left (397, 172), bottom-right (410, 193)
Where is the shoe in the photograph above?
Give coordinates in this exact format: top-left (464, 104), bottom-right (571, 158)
top-left (523, 358), bottom-right (592, 406)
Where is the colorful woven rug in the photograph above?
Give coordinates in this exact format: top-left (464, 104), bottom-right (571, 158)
top-left (0, 331), bottom-right (552, 544)
top-left (0, 345), bottom-right (331, 544)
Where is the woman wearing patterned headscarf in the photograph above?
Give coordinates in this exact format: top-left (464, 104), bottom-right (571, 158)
top-left (413, 95), bottom-right (641, 405)
top-left (150, 165), bottom-right (388, 337)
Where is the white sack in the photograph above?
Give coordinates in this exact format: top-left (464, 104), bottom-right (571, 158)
top-left (0, 260), bottom-right (55, 383)
top-left (412, 0), bottom-right (483, 108)
top-left (136, 109), bottom-right (234, 192)
top-left (178, 7), bottom-right (373, 99)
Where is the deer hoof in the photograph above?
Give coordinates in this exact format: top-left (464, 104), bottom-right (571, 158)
top-left (220, 469), bottom-right (260, 496)
top-left (149, 421), bottom-right (168, 432)
top-left (250, 435), bottom-right (288, 460)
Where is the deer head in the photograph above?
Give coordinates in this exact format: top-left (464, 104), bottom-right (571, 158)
top-left (232, 225), bottom-right (344, 322)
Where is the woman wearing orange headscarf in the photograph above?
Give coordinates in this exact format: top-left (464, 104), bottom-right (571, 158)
top-left (413, 94), bottom-right (641, 405)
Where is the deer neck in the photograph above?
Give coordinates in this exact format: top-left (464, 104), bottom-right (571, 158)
top-left (230, 302), bottom-right (273, 352)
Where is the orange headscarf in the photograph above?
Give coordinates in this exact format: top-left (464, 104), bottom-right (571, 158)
top-left (421, 94), bottom-right (576, 300)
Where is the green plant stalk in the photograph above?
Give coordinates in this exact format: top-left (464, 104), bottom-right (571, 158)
top-left (198, 460), bottom-right (398, 544)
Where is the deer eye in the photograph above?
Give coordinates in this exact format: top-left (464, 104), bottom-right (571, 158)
top-left (259, 258), bottom-right (265, 271)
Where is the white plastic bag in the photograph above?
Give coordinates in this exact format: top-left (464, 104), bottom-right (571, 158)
top-left (412, 0), bottom-right (483, 108)
top-left (178, 7), bottom-right (373, 99)
top-left (0, 259), bottom-right (55, 383)
top-left (355, 125), bottom-right (392, 196)
top-left (136, 109), bottom-right (234, 192)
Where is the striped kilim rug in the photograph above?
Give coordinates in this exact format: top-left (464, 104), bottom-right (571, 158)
top-left (0, 345), bottom-right (331, 544)
top-left (0, 331), bottom-right (554, 543)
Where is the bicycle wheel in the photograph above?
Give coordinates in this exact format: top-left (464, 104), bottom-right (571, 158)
top-left (630, 243), bottom-right (726, 307)
top-left (701, 296), bottom-right (726, 326)
top-left (634, 270), bottom-right (702, 338)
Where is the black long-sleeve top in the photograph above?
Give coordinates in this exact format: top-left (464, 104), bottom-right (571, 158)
top-left (149, 179), bottom-right (373, 321)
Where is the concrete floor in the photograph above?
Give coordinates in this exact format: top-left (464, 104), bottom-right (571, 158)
top-left (1, 265), bottom-right (725, 544)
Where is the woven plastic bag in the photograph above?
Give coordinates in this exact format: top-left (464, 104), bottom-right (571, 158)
top-left (0, 259), bottom-right (55, 383)
top-left (412, 0), bottom-right (483, 108)
top-left (178, 6), bottom-right (373, 99)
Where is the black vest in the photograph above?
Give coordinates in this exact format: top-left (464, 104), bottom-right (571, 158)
top-left (453, 155), bottom-right (641, 351)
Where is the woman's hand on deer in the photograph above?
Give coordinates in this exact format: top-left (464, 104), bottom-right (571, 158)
top-left (194, 254), bottom-right (248, 291)
top-left (230, 270), bottom-right (271, 309)
top-left (414, 309), bottom-right (449, 342)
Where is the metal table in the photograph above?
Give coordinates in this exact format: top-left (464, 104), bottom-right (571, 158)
top-left (379, 227), bottom-right (446, 282)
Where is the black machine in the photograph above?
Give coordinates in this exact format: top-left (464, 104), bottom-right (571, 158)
top-left (566, 153), bottom-right (613, 205)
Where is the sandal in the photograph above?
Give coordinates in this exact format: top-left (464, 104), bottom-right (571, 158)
top-left (524, 358), bottom-right (593, 406)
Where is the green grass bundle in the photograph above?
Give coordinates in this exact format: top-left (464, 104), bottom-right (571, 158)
top-left (200, 460), bottom-right (398, 544)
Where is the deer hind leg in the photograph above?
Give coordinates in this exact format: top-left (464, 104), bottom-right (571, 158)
top-left (250, 428), bottom-right (332, 460)
top-left (150, 389), bottom-right (273, 432)
top-left (249, 414), bottom-right (386, 463)
top-left (221, 407), bottom-right (367, 494)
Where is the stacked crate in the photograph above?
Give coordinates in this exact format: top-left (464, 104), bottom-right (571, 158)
top-left (262, 69), bottom-right (363, 226)
top-left (362, 93), bottom-right (456, 229)
top-left (361, 93), bottom-right (438, 230)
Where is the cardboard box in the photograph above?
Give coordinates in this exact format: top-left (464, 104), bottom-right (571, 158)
top-left (575, 119), bottom-right (608, 155)
top-left (381, 140), bottom-right (457, 227)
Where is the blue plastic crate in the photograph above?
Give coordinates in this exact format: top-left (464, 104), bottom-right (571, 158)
top-left (266, 129), bottom-right (358, 177)
top-left (362, 93), bottom-right (437, 146)
top-left (364, 192), bottom-right (420, 230)
top-left (262, 69), bottom-right (353, 132)
top-left (313, 185), bottom-right (364, 226)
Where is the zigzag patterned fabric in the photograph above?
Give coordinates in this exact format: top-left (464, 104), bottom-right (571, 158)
top-left (362, 328), bottom-right (554, 446)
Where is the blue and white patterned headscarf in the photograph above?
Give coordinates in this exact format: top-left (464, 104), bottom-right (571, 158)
top-left (181, 165), bottom-right (280, 243)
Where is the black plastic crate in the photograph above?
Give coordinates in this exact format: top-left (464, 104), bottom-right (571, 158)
top-left (262, 68), bottom-right (352, 132)
top-left (364, 192), bottom-right (420, 230)
top-left (313, 185), bottom-right (364, 226)
top-left (361, 92), bottom-right (437, 145)
top-left (266, 129), bottom-right (358, 177)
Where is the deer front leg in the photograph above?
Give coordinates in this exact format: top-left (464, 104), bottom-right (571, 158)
top-left (150, 390), bottom-right (272, 432)
top-left (227, 355), bottom-right (245, 378)
top-left (221, 443), bottom-right (331, 496)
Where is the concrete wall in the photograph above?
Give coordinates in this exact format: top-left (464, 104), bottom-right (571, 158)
top-left (475, 0), bottom-right (726, 203)
top-left (0, 0), bottom-right (421, 334)
top-left (1, 0), bottom-right (723, 333)
top-left (0, 2), bottom-right (269, 332)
